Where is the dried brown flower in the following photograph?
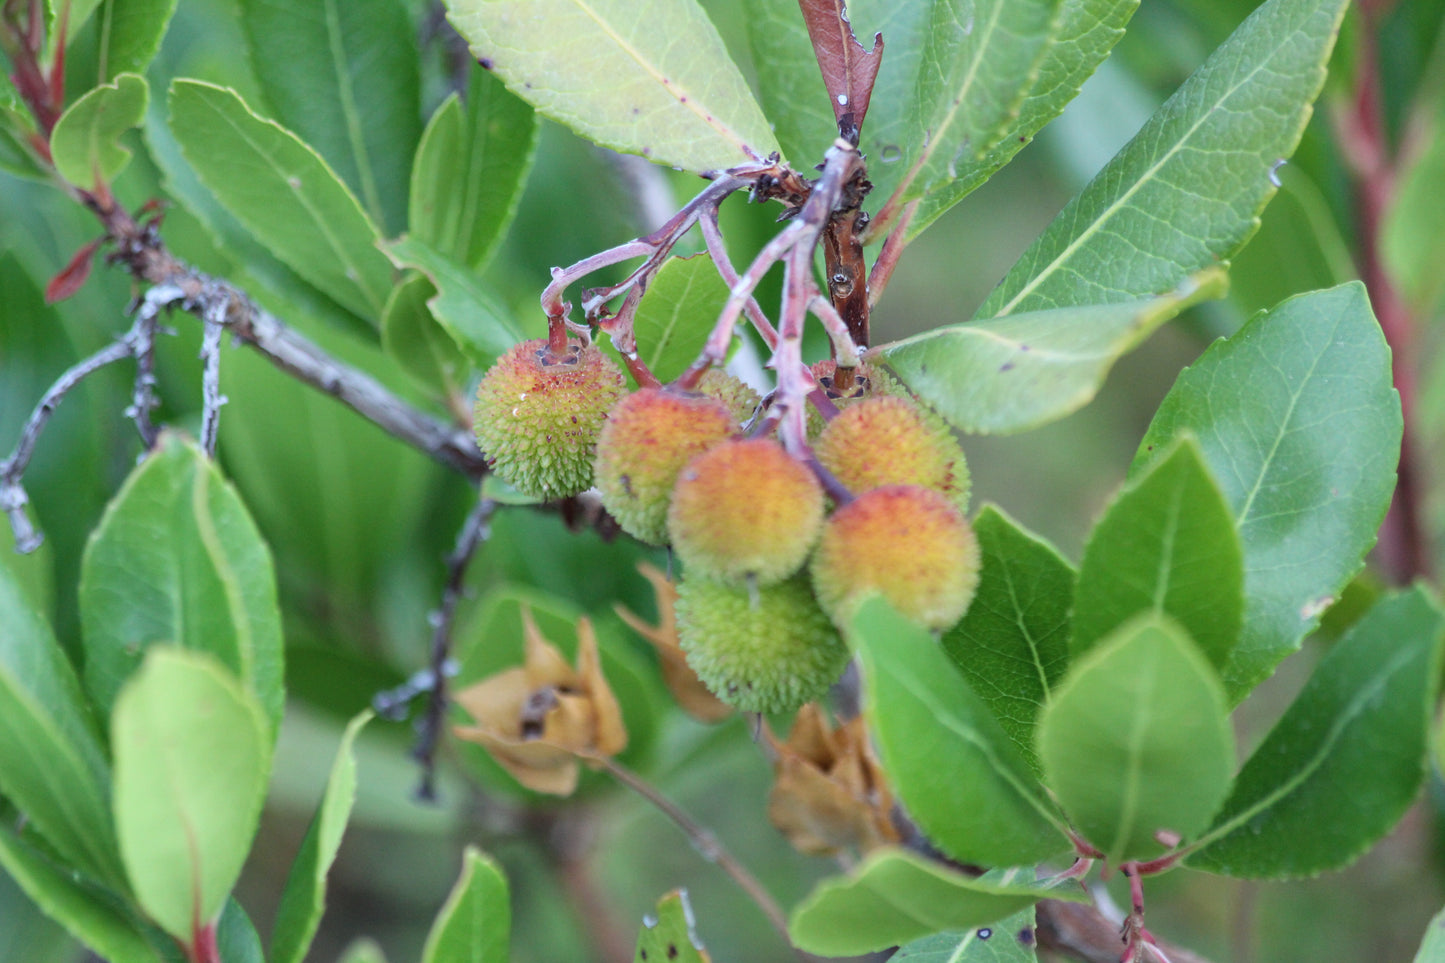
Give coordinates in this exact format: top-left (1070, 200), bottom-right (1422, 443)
top-left (615, 562), bottom-right (732, 723)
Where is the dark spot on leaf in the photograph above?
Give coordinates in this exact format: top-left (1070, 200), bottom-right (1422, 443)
top-left (478, 57), bottom-right (494, 70)
top-left (977, 927), bottom-right (992, 940)
top-left (679, 95), bottom-right (688, 103)
top-left (1000, 362), bottom-right (1014, 372)
top-left (1018, 927), bottom-right (1035, 947)
top-left (667, 945), bottom-right (678, 960)
top-left (640, 951), bottom-right (647, 961)
top-left (633, 107), bottom-right (641, 115)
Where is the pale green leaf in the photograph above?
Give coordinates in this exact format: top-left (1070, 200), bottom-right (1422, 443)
top-left (633, 890), bottom-right (707, 963)
top-left (1039, 615), bottom-right (1234, 863)
top-left (381, 272), bottom-right (468, 395)
top-left (878, 268), bottom-right (1225, 434)
top-left (421, 847), bottom-right (510, 963)
top-left (891, 905), bottom-right (1038, 962)
top-left (50, 73), bottom-right (148, 190)
top-left (1412, 907), bottom-right (1445, 963)
top-left (1135, 283), bottom-right (1401, 698)
top-left (632, 253), bottom-right (730, 383)
top-left (95, 0), bottom-right (179, 82)
top-left (384, 237), bottom-right (526, 368)
top-left (1382, 115), bottom-right (1445, 312)
top-left (167, 79), bottom-right (394, 320)
top-left (979, 0), bottom-right (1348, 317)
top-left (239, 0), bottom-right (422, 235)
top-left (443, 0), bottom-right (780, 172)
top-left (1188, 588), bottom-right (1444, 878)
top-left (338, 939), bottom-right (390, 963)
top-left (113, 649), bottom-right (271, 943)
top-left (80, 432), bottom-right (285, 734)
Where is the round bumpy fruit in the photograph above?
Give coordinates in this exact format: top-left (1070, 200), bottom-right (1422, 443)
top-left (697, 368), bottom-right (763, 427)
top-left (668, 438), bottom-right (825, 586)
top-left (811, 485), bottom-right (981, 632)
top-left (593, 388), bottom-right (736, 545)
top-left (676, 575), bottom-right (848, 713)
top-left (473, 338), bottom-right (627, 499)
top-left (815, 395), bottom-right (970, 510)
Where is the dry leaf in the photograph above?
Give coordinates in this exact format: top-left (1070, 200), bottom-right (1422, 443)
top-left (453, 606), bottom-right (627, 795)
top-left (766, 704), bottom-right (898, 856)
top-left (616, 562), bottom-right (732, 723)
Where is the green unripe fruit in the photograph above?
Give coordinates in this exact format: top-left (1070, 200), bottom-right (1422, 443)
top-left (668, 438), bottom-right (825, 586)
top-left (815, 395), bottom-right (970, 510)
top-left (697, 368), bottom-right (763, 427)
top-left (593, 389), bottom-right (736, 545)
top-left (473, 337), bottom-right (628, 499)
top-left (676, 575), bottom-right (848, 713)
top-left (811, 485), bottom-right (981, 632)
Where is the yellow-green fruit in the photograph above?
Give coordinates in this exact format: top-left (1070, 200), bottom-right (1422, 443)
top-left (697, 368), bottom-right (763, 427)
top-left (811, 485), bottom-right (981, 632)
top-left (668, 438), bottom-right (825, 586)
top-left (593, 389), bottom-right (736, 545)
top-left (676, 575), bottom-right (848, 713)
top-left (473, 337), bottom-right (628, 498)
top-left (815, 395), bottom-right (970, 510)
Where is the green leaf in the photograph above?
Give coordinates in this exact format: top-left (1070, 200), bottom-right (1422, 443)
top-left (1039, 615), bottom-right (1234, 863)
top-left (0, 827), bottom-right (162, 963)
top-left (271, 712), bottom-right (372, 963)
top-left (739, 0), bottom-right (836, 165)
top-left (1072, 438), bottom-right (1243, 671)
top-left (95, 0), bottom-right (179, 82)
top-left (112, 648), bottom-right (271, 943)
top-left (80, 432), bottom-right (285, 734)
top-left (381, 272), bottom-right (468, 395)
top-left (789, 850), bottom-right (1078, 957)
top-left (338, 939), bottom-right (390, 963)
top-left (978, 0), bottom-right (1348, 317)
top-left (239, 0), bottom-right (422, 235)
top-left (216, 898), bottom-right (265, 963)
top-left (942, 505), bottom-right (1073, 776)
top-left (167, 79), bottom-right (395, 320)
top-left (633, 890), bottom-right (708, 963)
top-left (878, 268), bottom-right (1226, 435)
top-left (1382, 116), bottom-right (1445, 312)
top-left (384, 237), bottom-right (526, 368)
top-left (1412, 907), bottom-right (1445, 963)
top-left (631, 253), bottom-right (730, 383)
top-left (851, 597), bottom-right (1068, 867)
top-left (410, 66), bottom-right (538, 271)
top-left (443, 0), bottom-right (780, 172)
top-left (891, 905), bottom-right (1038, 962)
top-left (1188, 588), bottom-right (1444, 878)
top-left (0, 562), bottom-right (122, 887)
top-left (50, 73), bottom-right (148, 190)
top-left (420, 847), bottom-right (510, 963)
top-left (1134, 283), bottom-right (1401, 698)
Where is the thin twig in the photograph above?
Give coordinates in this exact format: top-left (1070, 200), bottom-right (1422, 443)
top-left (197, 293), bottom-right (229, 459)
top-left (128, 284), bottom-right (176, 448)
top-left (597, 756), bottom-right (803, 958)
top-left (865, 198), bottom-right (919, 310)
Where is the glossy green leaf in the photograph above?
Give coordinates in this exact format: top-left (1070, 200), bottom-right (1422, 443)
top-left (421, 847), bottom-right (510, 963)
top-left (239, 0), bottom-right (421, 235)
top-left (1039, 614), bottom-right (1234, 863)
top-left (1134, 283), bottom-right (1401, 698)
top-left (891, 905), bottom-right (1038, 962)
top-left (851, 597), bottom-right (1068, 867)
top-left (50, 73), bottom-right (148, 190)
top-left (632, 253), bottom-right (730, 383)
top-left (410, 66), bottom-right (538, 271)
top-left (739, 0), bottom-right (836, 165)
top-left (1412, 907), bottom-right (1445, 963)
top-left (381, 272), bottom-right (468, 395)
top-left (942, 505), bottom-right (1073, 775)
top-left (95, 0), bottom-right (179, 81)
top-left (0, 562), bottom-right (122, 887)
top-left (1188, 588), bottom-right (1444, 878)
top-left (216, 898), bottom-right (265, 963)
top-left (168, 80), bottom-right (394, 320)
top-left (443, 0), bottom-right (780, 172)
top-left (1072, 438), bottom-right (1243, 670)
top-left (879, 268), bottom-right (1225, 434)
top-left (633, 890), bottom-right (707, 963)
top-left (789, 850), bottom-right (1079, 956)
top-left (271, 712), bottom-right (372, 963)
top-left (384, 237), bottom-right (526, 368)
top-left (979, 0), bottom-right (1348, 317)
top-left (0, 828), bottom-right (161, 963)
top-left (0, 862), bottom-right (77, 963)
top-left (112, 649), bottom-right (271, 943)
top-left (1382, 117), bottom-right (1445, 312)
top-left (79, 432), bottom-right (285, 733)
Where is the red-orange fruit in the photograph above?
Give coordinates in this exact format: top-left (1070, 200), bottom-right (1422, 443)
top-left (668, 438), bottom-right (825, 586)
top-left (593, 388), bottom-right (736, 545)
top-left (473, 337), bottom-right (628, 498)
top-left (815, 395), bottom-right (970, 510)
top-left (810, 485), bottom-right (981, 632)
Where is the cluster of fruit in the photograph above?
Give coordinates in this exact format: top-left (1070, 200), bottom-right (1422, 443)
top-left (473, 337), bottom-right (981, 713)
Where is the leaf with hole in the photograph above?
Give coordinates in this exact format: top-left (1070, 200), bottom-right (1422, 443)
top-left (633, 890), bottom-right (708, 963)
top-left (50, 73), bottom-right (148, 190)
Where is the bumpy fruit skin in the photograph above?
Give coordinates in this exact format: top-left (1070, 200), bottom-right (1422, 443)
top-left (676, 575), bottom-right (848, 713)
top-left (473, 338), bottom-right (627, 499)
top-left (815, 395), bottom-right (970, 510)
top-left (593, 389), bottom-right (736, 545)
top-left (697, 368), bottom-right (763, 426)
top-left (811, 485), bottom-right (981, 632)
top-left (668, 438), bottom-right (825, 586)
